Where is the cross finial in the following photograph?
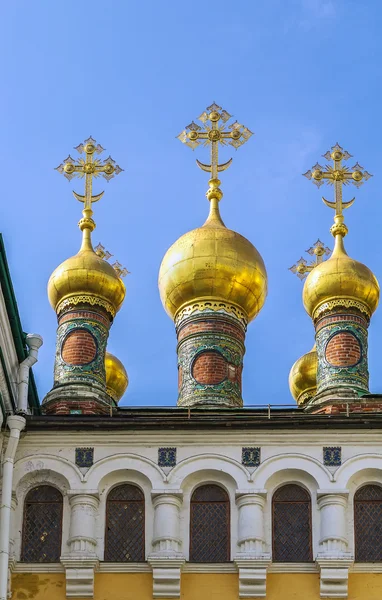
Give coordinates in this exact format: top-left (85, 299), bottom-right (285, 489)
top-left (303, 143), bottom-right (372, 238)
top-left (94, 242), bottom-right (129, 279)
top-left (56, 137), bottom-right (123, 233)
top-left (289, 239), bottom-right (331, 280)
top-left (177, 103), bottom-right (252, 202)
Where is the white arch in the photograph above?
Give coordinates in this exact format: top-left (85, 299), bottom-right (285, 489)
top-left (168, 453), bottom-right (251, 488)
top-left (13, 454), bottom-right (82, 494)
top-left (335, 454), bottom-right (382, 487)
top-left (252, 453), bottom-right (332, 489)
top-left (85, 453), bottom-right (165, 489)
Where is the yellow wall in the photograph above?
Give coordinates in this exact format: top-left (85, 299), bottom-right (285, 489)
top-left (11, 572), bottom-right (382, 600)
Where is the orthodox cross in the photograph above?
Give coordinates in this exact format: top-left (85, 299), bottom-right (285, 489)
top-left (55, 136), bottom-right (123, 212)
top-left (95, 243), bottom-right (129, 279)
top-left (289, 239), bottom-right (331, 281)
top-left (177, 102), bottom-right (253, 180)
top-left (303, 143), bottom-right (371, 220)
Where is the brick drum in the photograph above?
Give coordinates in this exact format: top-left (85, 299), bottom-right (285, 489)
top-left (325, 332), bottom-right (361, 367)
top-left (192, 351), bottom-right (228, 385)
top-left (61, 330), bottom-right (97, 365)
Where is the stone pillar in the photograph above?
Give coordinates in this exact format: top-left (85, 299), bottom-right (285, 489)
top-left (315, 311), bottom-right (369, 397)
top-left (176, 306), bottom-right (247, 408)
top-left (316, 492), bottom-right (353, 598)
top-left (234, 492), bottom-right (271, 598)
top-left (43, 308), bottom-right (113, 415)
top-left (61, 493), bottom-right (100, 598)
top-left (148, 491), bottom-right (185, 599)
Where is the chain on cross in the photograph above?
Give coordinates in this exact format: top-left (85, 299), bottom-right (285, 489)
top-left (177, 102), bottom-right (253, 181)
top-left (303, 143), bottom-right (372, 226)
top-left (56, 137), bottom-right (123, 213)
top-left (289, 239), bottom-right (331, 280)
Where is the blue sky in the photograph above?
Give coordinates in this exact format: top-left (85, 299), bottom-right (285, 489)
top-left (1, 0), bottom-right (382, 407)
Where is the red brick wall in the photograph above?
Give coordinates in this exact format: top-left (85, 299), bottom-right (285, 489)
top-left (192, 351), bottom-right (228, 385)
top-left (178, 319), bottom-right (245, 343)
top-left (325, 332), bottom-right (361, 367)
top-left (61, 330), bottom-right (97, 365)
top-left (44, 400), bottom-right (110, 415)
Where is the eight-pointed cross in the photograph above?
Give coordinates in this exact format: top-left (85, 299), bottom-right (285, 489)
top-left (303, 143), bottom-right (372, 219)
top-left (55, 137), bottom-right (123, 211)
top-left (289, 239), bottom-right (331, 281)
top-left (177, 102), bottom-right (253, 180)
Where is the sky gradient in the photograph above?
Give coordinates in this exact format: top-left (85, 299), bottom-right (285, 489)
top-left (1, 0), bottom-right (382, 407)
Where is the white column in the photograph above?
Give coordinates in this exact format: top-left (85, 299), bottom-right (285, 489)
top-left (236, 492), bottom-right (267, 556)
top-left (318, 493), bottom-right (349, 556)
top-left (67, 493), bottom-right (99, 556)
top-left (316, 492), bottom-right (353, 599)
top-left (234, 491), bottom-right (270, 599)
top-left (148, 491), bottom-right (185, 599)
top-left (61, 493), bottom-right (99, 599)
top-left (151, 492), bottom-right (183, 555)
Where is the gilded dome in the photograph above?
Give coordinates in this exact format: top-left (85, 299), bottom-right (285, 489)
top-left (105, 351), bottom-right (129, 403)
top-left (158, 196), bottom-right (267, 322)
top-left (303, 234), bottom-right (379, 320)
top-left (289, 345), bottom-right (317, 406)
top-left (48, 230), bottom-right (126, 316)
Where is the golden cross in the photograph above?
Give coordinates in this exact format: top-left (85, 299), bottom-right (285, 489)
top-left (289, 239), bottom-right (331, 280)
top-left (177, 102), bottom-right (253, 180)
top-left (94, 243), bottom-right (129, 279)
top-left (303, 143), bottom-right (372, 220)
top-left (55, 137), bottom-right (123, 212)
top-left (94, 243), bottom-right (113, 261)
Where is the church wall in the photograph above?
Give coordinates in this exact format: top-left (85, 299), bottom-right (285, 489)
top-left (9, 427), bottom-right (382, 599)
top-left (12, 428), bottom-right (382, 561)
top-left (11, 573), bottom-right (382, 599)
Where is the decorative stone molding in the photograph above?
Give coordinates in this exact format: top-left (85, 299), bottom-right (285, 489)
top-left (234, 558), bottom-right (271, 598)
top-left (61, 492), bottom-right (100, 598)
top-left (316, 492), bottom-right (353, 598)
top-left (148, 491), bottom-right (185, 598)
top-left (234, 491), bottom-right (271, 598)
top-left (60, 557), bottom-right (99, 598)
top-left (316, 558), bottom-right (353, 598)
top-left (147, 557), bottom-right (185, 599)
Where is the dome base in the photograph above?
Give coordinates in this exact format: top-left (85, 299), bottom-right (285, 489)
top-left (42, 383), bottom-right (115, 415)
top-left (176, 306), bottom-right (246, 409)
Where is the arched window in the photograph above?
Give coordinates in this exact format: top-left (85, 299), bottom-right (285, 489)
top-left (272, 484), bottom-right (312, 562)
top-left (190, 484), bottom-right (230, 563)
top-left (104, 484), bottom-right (145, 562)
top-left (21, 485), bottom-right (63, 562)
top-left (354, 484), bottom-right (382, 562)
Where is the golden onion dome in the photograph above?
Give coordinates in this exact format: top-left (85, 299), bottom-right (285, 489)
top-left (105, 351), bottom-right (129, 403)
top-left (303, 233), bottom-right (379, 320)
top-left (158, 186), bottom-right (267, 323)
top-left (48, 228), bottom-right (126, 317)
top-left (289, 345), bottom-right (318, 406)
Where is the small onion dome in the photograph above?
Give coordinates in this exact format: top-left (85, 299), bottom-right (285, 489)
top-left (105, 351), bottom-right (129, 403)
top-left (289, 345), bottom-right (318, 406)
top-left (303, 234), bottom-right (379, 320)
top-left (48, 228), bottom-right (126, 317)
top-left (158, 184), bottom-right (267, 323)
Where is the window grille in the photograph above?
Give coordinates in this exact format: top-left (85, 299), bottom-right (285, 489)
top-left (354, 484), bottom-right (382, 562)
top-left (104, 484), bottom-right (145, 562)
top-left (190, 484), bottom-right (230, 563)
top-left (21, 485), bottom-right (63, 563)
top-left (272, 484), bottom-right (312, 562)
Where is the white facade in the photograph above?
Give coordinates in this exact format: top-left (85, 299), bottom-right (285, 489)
top-left (7, 425), bottom-right (382, 598)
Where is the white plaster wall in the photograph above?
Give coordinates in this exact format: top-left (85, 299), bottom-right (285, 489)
top-left (11, 429), bottom-right (382, 566)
